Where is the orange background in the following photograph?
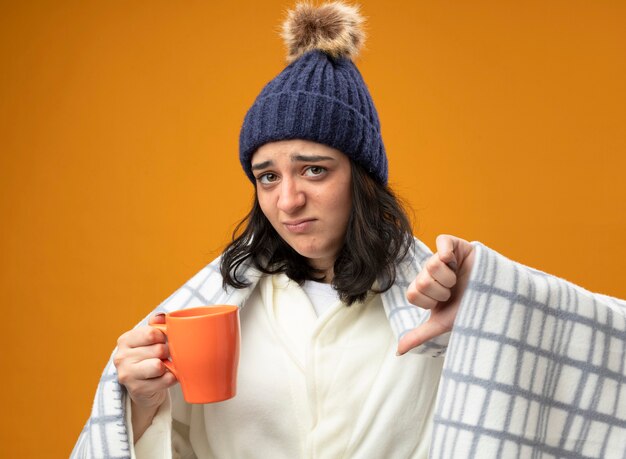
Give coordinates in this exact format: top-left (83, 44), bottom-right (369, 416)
top-left (1, 1), bottom-right (624, 456)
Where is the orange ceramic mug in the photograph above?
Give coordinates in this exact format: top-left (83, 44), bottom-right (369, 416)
top-left (151, 305), bottom-right (240, 404)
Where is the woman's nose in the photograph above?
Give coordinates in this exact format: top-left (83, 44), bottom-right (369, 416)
top-left (277, 178), bottom-right (305, 213)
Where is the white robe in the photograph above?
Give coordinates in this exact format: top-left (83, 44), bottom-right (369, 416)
top-left (131, 273), bottom-right (443, 458)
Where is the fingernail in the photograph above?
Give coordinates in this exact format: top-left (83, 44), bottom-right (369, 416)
top-left (446, 261), bottom-right (458, 273)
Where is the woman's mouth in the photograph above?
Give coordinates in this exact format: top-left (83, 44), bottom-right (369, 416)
top-left (283, 219), bottom-right (315, 233)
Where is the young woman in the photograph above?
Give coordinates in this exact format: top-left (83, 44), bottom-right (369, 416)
top-left (73, 3), bottom-right (625, 458)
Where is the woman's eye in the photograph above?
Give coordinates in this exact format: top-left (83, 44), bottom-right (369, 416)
top-left (304, 166), bottom-right (326, 177)
top-left (258, 173), bottom-right (278, 184)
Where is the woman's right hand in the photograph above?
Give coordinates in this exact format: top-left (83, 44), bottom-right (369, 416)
top-left (114, 313), bottom-right (178, 439)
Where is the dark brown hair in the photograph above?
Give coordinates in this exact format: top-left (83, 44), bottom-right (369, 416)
top-left (220, 162), bottom-right (414, 305)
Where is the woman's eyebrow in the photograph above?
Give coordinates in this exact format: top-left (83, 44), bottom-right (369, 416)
top-left (251, 154), bottom-right (335, 170)
top-left (251, 160), bottom-right (273, 171)
top-left (291, 154), bottom-right (335, 162)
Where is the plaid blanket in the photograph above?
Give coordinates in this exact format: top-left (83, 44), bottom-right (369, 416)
top-left (71, 240), bottom-right (626, 458)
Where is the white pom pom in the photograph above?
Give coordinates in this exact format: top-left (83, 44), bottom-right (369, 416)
top-left (281, 2), bottom-right (366, 63)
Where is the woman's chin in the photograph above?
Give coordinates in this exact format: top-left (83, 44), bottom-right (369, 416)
top-left (284, 238), bottom-right (342, 270)
top-left (301, 251), bottom-right (337, 272)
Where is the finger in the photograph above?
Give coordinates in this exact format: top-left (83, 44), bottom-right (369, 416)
top-left (410, 274), bottom-right (451, 303)
top-left (435, 234), bottom-right (459, 270)
top-left (148, 313), bottom-right (166, 325)
top-left (437, 234), bottom-right (476, 272)
top-left (397, 320), bottom-right (449, 356)
top-left (425, 256), bottom-right (457, 289)
top-left (118, 357), bottom-right (167, 386)
top-left (127, 372), bottom-right (178, 398)
top-left (118, 326), bottom-right (167, 349)
top-left (118, 342), bottom-right (170, 364)
top-left (130, 358), bottom-right (169, 380)
top-left (406, 286), bottom-right (438, 309)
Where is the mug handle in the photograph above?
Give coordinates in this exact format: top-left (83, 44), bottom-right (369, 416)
top-left (150, 323), bottom-right (179, 379)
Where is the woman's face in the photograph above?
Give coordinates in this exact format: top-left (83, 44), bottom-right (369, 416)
top-left (251, 139), bottom-right (352, 277)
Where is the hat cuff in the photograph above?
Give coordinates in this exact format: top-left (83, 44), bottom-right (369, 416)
top-left (240, 90), bottom-right (388, 185)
